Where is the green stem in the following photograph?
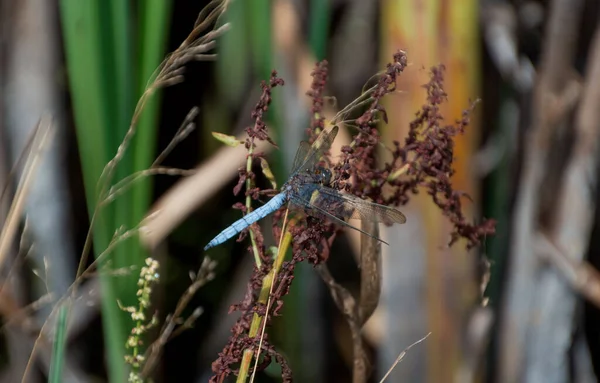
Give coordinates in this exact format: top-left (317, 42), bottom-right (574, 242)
top-left (245, 143), bottom-right (262, 267)
top-left (237, 211), bottom-right (292, 382)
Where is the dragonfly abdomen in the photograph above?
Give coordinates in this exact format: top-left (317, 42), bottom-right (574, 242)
top-left (203, 192), bottom-right (288, 250)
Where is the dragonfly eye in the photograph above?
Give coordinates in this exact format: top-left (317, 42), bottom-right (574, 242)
top-left (319, 168), bottom-right (332, 185)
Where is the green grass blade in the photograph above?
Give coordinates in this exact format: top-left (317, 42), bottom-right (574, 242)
top-left (43, 299), bottom-right (126, 382)
top-left (59, 1), bottom-right (127, 380)
top-left (216, 0), bottom-right (249, 108)
top-left (49, 306), bottom-right (68, 383)
top-left (132, 0), bottom-right (172, 234)
top-left (309, 0), bottom-right (330, 60)
top-left (108, 0), bottom-right (135, 149)
top-left (107, 0), bottom-right (137, 299)
top-left (248, 0), bottom-right (272, 79)
top-left (59, 1), bottom-right (111, 206)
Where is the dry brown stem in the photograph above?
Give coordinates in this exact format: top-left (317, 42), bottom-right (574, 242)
top-left (141, 257), bottom-right (216, 378)
top-left (316, 264), bottom-right (369, 383)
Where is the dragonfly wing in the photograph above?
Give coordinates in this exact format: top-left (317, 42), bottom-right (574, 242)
top-left (290, 141), bottom-right (311, 174)
top-left (290, 126), bottom-right (339, 175)
top-left (289, 193), bottom-right (389, 244)
top-left (305, 186), bottom-right (406, 225)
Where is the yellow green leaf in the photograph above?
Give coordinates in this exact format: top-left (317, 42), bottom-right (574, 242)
top-left (260, 158), bottom-right (277, 189)
top-left (211, 132), bottom-right (244, 147)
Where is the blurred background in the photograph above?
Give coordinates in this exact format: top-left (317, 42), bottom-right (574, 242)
top-left (1, 0), bottom-right (600, 382)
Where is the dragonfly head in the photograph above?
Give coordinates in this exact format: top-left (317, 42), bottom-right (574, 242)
top-left (314, 167), bottom-right (332, 185)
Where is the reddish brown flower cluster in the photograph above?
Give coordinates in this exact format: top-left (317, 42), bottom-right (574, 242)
top-left (210, 52), bottom-right (496, 381)
top-left (211, 61), bottom-right (338, 383)
top-left (232, 71), bottom-right (283, 199)
top-left (390, 65), bottom-right (495, 248)
top-left (210, 71), bottom-right (292, 382)
top-left (331, 50), bottom-right (409, 201)
top-left (306, 60), bottom-right (329, 138)
top-left (294, 59), bottom-right (340, 259)
top-left (210, 274), bottom-right (292, 382)
top-left (329, 55), bottom-right (495, 249)
top-left (229, 71), bottom-right (284, 260)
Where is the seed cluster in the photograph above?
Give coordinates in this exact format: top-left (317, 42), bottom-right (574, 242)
top-left (210, 52), bottom-right (496, 381)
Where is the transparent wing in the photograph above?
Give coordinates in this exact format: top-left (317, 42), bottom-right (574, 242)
top-left (289, 192), bottom-right (389, 244)
top-left (290, 126), bottom-right (339, 175)
top-left (290, 141), bottom-right (311, 174)
top-left (303, 186), bottom-right (406, 225)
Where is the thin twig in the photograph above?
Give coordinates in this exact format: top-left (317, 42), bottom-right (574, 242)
top-left (140, 138), bottom-right (273, 249)
top-left (21, 224), bottom-right (142, 382)
top-left (10, 116), bottom-right (57, 383)
top-left (0, 121), bottom-right (40, 208)
top-left (0, 219), bottom-right (32, 301)
top-left (1, 292), bottom-right (56, 329)
top-left (378, 333), bottom-right (431, 383)
top-left (244, 142), bottom-right (263, 267)
top-left (330, 85), bottom-right (377, 124)
top-left (152, 107), bottom-right (200, 167)
top-left (141, 257), bottom-right (216, 378)
top-left (536, 234), bottom-right (600, 308)
top-left (102, 167), bottom-right (197, 205)
top-left (316, 263), bottom-right (369, 383)
top-left (0, 116), bottom-right (54, 269)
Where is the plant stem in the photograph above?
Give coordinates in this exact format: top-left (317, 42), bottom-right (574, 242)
top-left (237, 209), bottom-right (292, 382)
top-left (245, 144), bottom-right (262, 267)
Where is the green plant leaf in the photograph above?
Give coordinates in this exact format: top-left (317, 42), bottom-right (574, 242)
top-left (49, 307), bottom-right (68, 383)
top-left (212, 132), bottom-right (244, 147)
top-left (260, 158), bottom-right (277, 189)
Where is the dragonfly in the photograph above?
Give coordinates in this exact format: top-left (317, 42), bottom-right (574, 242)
top-left (203, 126), bottom-right (406, 251)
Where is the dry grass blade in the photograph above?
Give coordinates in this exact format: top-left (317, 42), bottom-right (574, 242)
top-left (378, 332), bottom-right (431, 383)
top-left (141, 257), bottom-right (216, 378)
top-left (140, 137), bottom-right (272, 250)
top-left (0, 220), bottom-right (32, 304)
top-left (0, 122), bottom-right (41, 208)
top-left (21, 223), bottom-right (143, 382)
top-left (152, 107), bottom-right (200, 167)
top-left (74, 7), bottom-right (230, 306)
top-left (536, 234), bottom-right (600, 307)
top-left (1, 293), bottom-right (55, 330)
top-left (80, 226), bottom-right (144, 279)
top-left (357, 220), bottom-right (381, 325)
top-left (102, 167), bottom-right (197, 205)
top-left (3, 280), bottom-right (102, 382)
top-left (192, 0), bottom-right (228, 39)
top-left (99, 19), bottom-right (229, 195)
top-left (330, 84), bottom-right (377, 125)
top-left (0, 116), bottom-right (54, 270)
top-left (21, 213), bottom-right (154, 380)
top-left (316, 264), bottom-right (369, 383)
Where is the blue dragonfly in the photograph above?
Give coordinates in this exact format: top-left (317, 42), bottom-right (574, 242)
top-left (203, 126), bottom-right (406, 251)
